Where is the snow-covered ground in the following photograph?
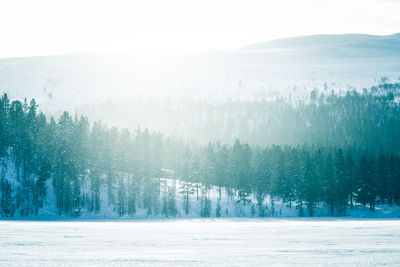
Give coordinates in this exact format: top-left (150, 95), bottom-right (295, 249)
top-left (1, 219), bottom-right (400, 266)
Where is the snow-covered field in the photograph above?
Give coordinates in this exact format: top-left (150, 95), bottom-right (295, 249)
top-left (1, 219), bottom-right (400, 266)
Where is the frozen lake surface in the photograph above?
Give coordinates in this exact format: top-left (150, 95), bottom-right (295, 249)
top-left (1, 219), bottom-right (400, 266)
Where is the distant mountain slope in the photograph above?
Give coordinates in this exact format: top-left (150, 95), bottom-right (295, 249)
top-left (241, 33), bottom-right (400, 57)
top-left (0, 33), bottom-right (399, 111)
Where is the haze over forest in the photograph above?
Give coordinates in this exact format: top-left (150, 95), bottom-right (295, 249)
top-left (1, 31), bottom-right (400, 219)
top-left (0, 33), bottom-right (399, 144)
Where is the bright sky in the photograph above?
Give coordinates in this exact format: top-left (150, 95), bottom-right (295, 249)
top-left (1, 0), bottom-right (399, 58)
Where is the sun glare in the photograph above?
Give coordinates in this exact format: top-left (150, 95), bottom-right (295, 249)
top-left (0, 0), bottom-right (399, 57)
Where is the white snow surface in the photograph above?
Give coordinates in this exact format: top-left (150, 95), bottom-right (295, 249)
top-left (1, 219), bottom-right (400, 266)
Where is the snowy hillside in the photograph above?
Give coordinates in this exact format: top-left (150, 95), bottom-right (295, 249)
top-left (2, 158), bottom-right (399, 220)
top-left (1, 34), bottom-right (400, 220)
top-left (2, 92), bottom-right (400, 219)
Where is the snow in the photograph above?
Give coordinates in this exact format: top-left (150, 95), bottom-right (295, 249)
top-left (3, 164), bottom-right (400, 219)
top-left (1, 155), bottom-right (399, 219)
top-left (1, 219), bottom-right (400, 266)
top-left (36, 179), bottom-right (400, 219)
top-left (2, 157), bottom-right (399, 219)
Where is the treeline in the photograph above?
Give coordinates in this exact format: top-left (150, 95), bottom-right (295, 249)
top-left (80, 82), bottom-right (400, 149)
top-left (0, 92), bottom-right (400, 218)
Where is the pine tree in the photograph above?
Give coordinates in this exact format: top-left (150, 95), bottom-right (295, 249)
top-left (167, 186), bottom-right (178, 217)
top-left (335, 148), bottom-right (347, 216)
top-left (1, 167), bottom-right (14, 217)
top-left (215, 200), bottom-right (221, 217)
top-left (179, 180), bottom-right (194, 215)
top-left (117, 177), bottom-right (126, 217)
